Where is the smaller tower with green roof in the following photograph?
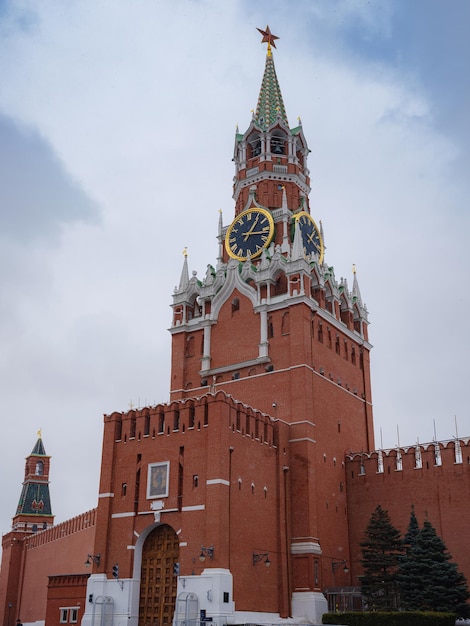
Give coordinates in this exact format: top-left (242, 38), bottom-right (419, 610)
top-left (13, 432), bottom-right (54, 533)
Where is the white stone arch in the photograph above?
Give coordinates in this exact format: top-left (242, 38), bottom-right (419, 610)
top-left (210, 260), bottom-right (258, 321)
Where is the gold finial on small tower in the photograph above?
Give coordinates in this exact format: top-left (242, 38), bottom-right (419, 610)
top-left (257, 25), bottom-right (279, 57)
top-left (182, 247), bottom-right (188, 257)
top-left (37, 429), bottom-right (42, 438)
top-left (352, 264), bottom-right (357, 274)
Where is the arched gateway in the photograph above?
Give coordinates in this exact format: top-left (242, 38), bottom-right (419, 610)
top-left (139, 524), bottom-right (179, 626)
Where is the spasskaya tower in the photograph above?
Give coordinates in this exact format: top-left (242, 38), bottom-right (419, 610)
top-left (169, 26), bottom-right (374, 619)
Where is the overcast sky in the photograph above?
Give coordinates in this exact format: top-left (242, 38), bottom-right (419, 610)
top-left (0, 0), bottom-right (469, 533)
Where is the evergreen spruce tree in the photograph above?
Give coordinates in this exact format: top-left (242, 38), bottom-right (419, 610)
top-left (360, 505), bottom-right (403, 610)
top-left (402, 506), bottom-right (419, 556)
top-left (397, 517), bottom-right (469, 612)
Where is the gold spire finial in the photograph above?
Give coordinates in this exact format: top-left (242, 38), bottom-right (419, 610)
top-left (182, 247), bottom-right (188, 257)
top-left (352, 264), bottom-right (357, 274)
top-left (257, 25), bottom-right (279, 57)
top-left (37, 429), bottom-right (42, 439)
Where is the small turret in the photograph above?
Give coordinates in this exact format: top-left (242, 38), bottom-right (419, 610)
top-left (13, 432), bottom-right (54, 533)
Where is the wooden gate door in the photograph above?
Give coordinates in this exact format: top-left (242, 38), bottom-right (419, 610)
top-left (139, 524), bottom-right (179, 626)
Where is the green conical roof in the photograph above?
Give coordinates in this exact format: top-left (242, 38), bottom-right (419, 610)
top-left (31, 436), bottom-right (46, 456)
top-left (254, 50), bottom-right (289, 130)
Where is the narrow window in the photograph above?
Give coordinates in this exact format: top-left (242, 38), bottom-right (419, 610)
top-left (134, 468), bottom-right (140, 514)
top-left (204, 403), bottom-right (209, 426)
top-left (189, 406), bottom-right (195, 429)
top-left (281, 312), bottom-right (290, 335)
top-left (351, 347), bottom-right (356, 365)
top-left (121, 483), bottom-right (127, 497)
top-left (60, 609), bottom-right (68, 624)
top-left (193, 475), bottom-right (199, 488)
top-left (158, 412), bottom-right (165, 434)
top-left (144, 414), bottom-right (150, 436)
top-left (185, 336), bottom-right (195, 357)
top-left (174, 409), bottom-right (180, 431)
top-left (268, 316), bottom-right (274, 339)
top-left (130, 417), bottom-right (136, 439)
top-left (231, 298), bottom-right (240, 314)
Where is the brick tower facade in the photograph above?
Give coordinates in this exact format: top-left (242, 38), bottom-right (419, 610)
top-left (81, 29), bottom-right (374, 626)
top-left (168, 26), bottom-right (374, 615)
top-left (0, 434), bottom-right (55, 626)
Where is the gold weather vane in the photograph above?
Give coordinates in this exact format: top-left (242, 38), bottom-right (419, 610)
top-left (37, 429), bottom-right (42, 438)
top-left (257, 25), bottom-right (279, 56)
top-left (182, 247), bottom-right (188, 257)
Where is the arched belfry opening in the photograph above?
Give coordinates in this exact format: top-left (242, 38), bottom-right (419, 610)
top-left (139, 524), bottom-right (179, 626)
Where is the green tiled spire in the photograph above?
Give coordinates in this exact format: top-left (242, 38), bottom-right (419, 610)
top-left (31, 435), bottom-right (46, 456)
top-left (13, 433), bottom-right (53, 526)
top-left (254, 51), bottom-right (289, 130)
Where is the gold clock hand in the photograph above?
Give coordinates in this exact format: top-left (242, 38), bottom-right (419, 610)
top-left (307, 232), bottom-right (320, 248)
top-left (243, 215), bottom-right (260, 241)
top-left (245, 229), bottom-right (270, 236)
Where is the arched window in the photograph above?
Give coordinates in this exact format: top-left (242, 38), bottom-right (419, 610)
top-left (281, 312), bottom-right (290, 335)
top-left (185, 335), bottom-right (195, 357)
top-left (271, 131), bottom-right (286, 155)
top-left (248, 133), bottom-right (261, 158)
top-left (35, 460), bottom-right (44, 476)
top-left (268, 316), bottom-right (274, 339)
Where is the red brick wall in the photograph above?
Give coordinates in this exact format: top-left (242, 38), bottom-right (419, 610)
top-left (46, 574), bottom-right (90, 626)
top-left (346, 440), bottom-right (470, 586)
top-left (7, 511), bottom-right (96, 625)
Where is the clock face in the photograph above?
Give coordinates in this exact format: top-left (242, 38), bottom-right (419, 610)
top-left (225, 208), bottom-right (274, 261)
top-left (294, 211), bottom-right (324, 262)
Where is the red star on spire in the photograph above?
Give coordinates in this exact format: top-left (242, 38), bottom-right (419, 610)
top-left (257, 25), bottom-right (279, 50)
